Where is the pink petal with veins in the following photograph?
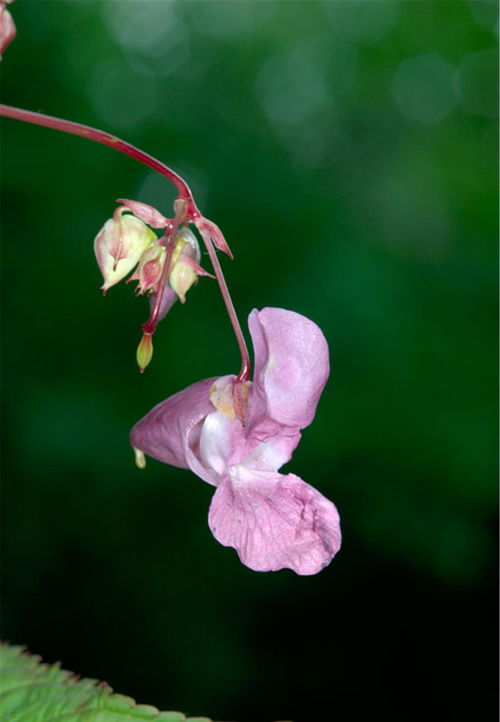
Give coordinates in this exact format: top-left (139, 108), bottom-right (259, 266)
top-left (208, 469), bottom-right (341, 575)
top-left (248, 308), bottom-right (329, 431)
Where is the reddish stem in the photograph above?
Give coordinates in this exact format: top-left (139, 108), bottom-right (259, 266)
top-left (0, 104), bottom-right (201, 219)
top-left (143, 202), bottom-right (187, 335)
top-left (199, 229), bottom-right (251, 382)
top-left (0, 102), bottom-right (251, 380)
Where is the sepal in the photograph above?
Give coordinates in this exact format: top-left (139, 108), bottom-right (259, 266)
top-left (116, 199), bottom-right (171, 229)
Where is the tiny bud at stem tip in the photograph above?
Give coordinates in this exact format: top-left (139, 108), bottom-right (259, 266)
top-left (133, 446), bottom-right (146, 469)
top-left (136, 332), bottom-right (153, 372)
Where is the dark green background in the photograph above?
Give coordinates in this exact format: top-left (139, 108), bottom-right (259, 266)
top-left (1, 2), bottom-right (497, 720)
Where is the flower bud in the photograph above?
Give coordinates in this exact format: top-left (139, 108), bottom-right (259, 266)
top-left (169, 258), bottom-right (198, 304)
top-left (136, 332), bottom-right (153, 373)
top-left (94, 208), bottom-right (156, 293)
top-left (168, 227), bottom-right (213, 303)
top-left (0, 1), bottom-right (16, 59)
top-left (128, 241), bottom-right (166, 296)
top-left (133, 446), bottom-right (146, 469)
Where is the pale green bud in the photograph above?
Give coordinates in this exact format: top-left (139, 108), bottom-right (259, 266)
top-left (136, 332), bottom-right (153, 373)
top-left (94, 208), bottom-right (156, 293)
top-left (168, 227), bottom-right (211, 303)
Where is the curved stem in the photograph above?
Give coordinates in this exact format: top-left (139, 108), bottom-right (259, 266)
top-left (0, 104), bottom-right (201, 220)
top-left (200, 232), bottom-right (251, 382)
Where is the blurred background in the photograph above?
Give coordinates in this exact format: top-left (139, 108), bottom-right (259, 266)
top-left (1, 1), bottom-right (498, 720)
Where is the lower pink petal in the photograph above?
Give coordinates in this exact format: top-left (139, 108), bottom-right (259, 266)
top-left (208, 469), bottom-right (341, 575)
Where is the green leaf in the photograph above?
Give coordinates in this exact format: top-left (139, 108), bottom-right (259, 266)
top-left (0, 644), bottom-right (212, 722)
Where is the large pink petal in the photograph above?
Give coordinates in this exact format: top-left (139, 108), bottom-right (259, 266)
top-left (248, 308), bottom-right (330, 431)
top-left (208, 468), bottom-right (341, 575)
top-left (130, 377), bottom-right (220, 486)
top-left (199, 404), bottom-right (301, 475)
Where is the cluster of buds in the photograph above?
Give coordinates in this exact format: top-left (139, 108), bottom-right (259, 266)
top-left (94, 199), bottom-right (214, 372)
top-left (0, 0), bottom-right (15, 59)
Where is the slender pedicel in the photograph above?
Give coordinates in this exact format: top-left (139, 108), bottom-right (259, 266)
top-left (198, 228), bottom-right (251, 383)
top-left (143, 199), bottom-right (188, 335)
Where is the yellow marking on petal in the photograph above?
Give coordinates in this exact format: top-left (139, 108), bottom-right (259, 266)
top-left (210, 381), bottom-right (236, 418)
top-left (218, 399), bottom-right (237, 418)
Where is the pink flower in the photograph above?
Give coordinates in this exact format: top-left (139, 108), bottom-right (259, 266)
top-left (0, 0), bottom-right (16, 59)
top-left (130, 308), bottom-right (341, 574)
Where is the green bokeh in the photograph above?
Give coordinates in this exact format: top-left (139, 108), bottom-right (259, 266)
top-left (1, 2), bottom-right (497, 721)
